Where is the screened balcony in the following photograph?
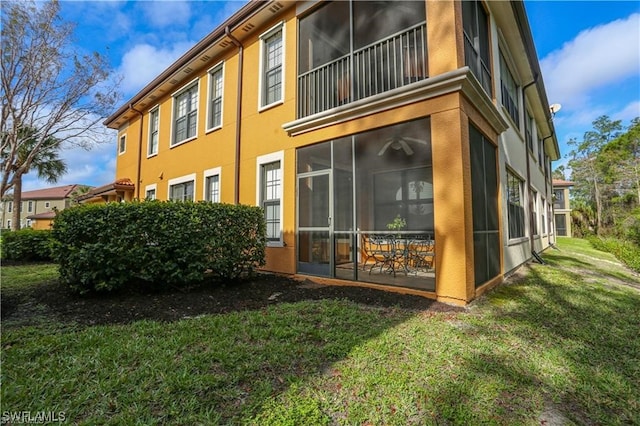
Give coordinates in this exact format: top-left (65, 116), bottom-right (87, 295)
top-left (298, 1), bottom-right (427, 118)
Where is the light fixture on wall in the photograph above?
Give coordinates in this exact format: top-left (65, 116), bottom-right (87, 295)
top-left (377, 136), bottom-right (427, 156)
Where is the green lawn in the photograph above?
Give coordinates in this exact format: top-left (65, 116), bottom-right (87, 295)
top-left (2, 237), bottom-right (639, 425)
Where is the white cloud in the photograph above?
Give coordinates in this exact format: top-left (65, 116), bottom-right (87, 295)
top-left (118, 41), bottom-right (195, 95)
top-left (142, 1), bottom-right (192, 28)
top-left (614, 100), bottom-right (640, 122)
top-left (541, 13), bottom-right (640, 110)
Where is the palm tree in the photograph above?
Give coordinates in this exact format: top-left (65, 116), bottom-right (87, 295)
top-left (8, 127), bottom-right (67, 230)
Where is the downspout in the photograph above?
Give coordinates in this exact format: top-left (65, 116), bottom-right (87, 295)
top-left (130, 104), bottom-right (144, 200)
top-left (522, 74), bottom-right (539, 261)
top-left (226, 26), bottom-right (244, 205)
top-left (542, 134), bottom-right (555, 245)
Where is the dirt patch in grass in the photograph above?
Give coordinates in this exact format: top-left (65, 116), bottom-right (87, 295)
top-left (1, 273), bottom-right (463, 327)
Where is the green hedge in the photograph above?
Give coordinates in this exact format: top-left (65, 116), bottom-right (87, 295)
top-left (1, 229), bottom-right (55, 262)
top-left (52, 201), bottom-right (266, 293)
top-left (587, 236), bottom-right (640, 273)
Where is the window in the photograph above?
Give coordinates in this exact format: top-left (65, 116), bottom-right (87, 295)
top-left (27, 201), bottom-right (33, 213)
top-left (168, 174), bottom-right (195, 202)
top-left (45, 201), bottom-right (50, 208)
top-left (260, 24), bottom-right (284, 108)
top-left (148, 107), bottom-right (159, 156)
top-left (204, 167), bottom-right (221, 202)
top-left (542, 198), bottom-right (547, 235)
top-left (469, 124), bottom-right (500, 287)
top-left (145, 184), bottom-right (157, 200)
top-left (7, 201), bottom-right (12, 213)
top-left (553, 189), bottom-right (564, 209)
top-left (26, 219), bottom-right (32, 228)
top-left (119, 134), bottom-right (126, 154)
top-left (172, 81), bottom-right (198, 146)
top-left (257, 152), bottom-right (283, 244)
top-left (6, 219), bottom-right (11, 229)
top-left (525, 110), bottom-right (534, 153)
top-left (207, 64), bottom-right (223, 130)
top-left (538, 136), bottom-right (544, 166)
top-left (530, 189), bottom-right (538, 236)
top-left (463, 0), bottom-right (492, 94)
top-left (507, 170), bottom-right (525, 239)
top-left (500, 52), bottom-right (519, 125)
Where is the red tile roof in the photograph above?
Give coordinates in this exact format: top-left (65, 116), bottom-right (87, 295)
top-left (552, 179), bottom-right (574, 187)
top-left (27, 211), bottom-right (57, 220)
top-left (76, 178), bottom-right (135, 201)
top-left (19, 184), bottom-right (85, 200)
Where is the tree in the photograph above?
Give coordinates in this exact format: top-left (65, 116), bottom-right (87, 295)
top-left (552, 165), bottom-right (567, 181)
top-left (3, 127), bottom-right (67, 229)
top-left (567, 115), bottom-right (622, 236)
top-left (1, 0), bottom-right (120, 222)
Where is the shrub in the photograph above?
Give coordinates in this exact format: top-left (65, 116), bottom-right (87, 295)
top-left (0, 229), bottom-right (54, 262)
top-left (587, 236), bottom-right (640, 273)
top-left (52, 201), bottom-right (266, 293)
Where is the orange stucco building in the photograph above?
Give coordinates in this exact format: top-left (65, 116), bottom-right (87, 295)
top-left (104, 0), bottom-right (560, 305)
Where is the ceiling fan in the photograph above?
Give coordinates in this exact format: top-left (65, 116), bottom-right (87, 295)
top-left (377, 136), bottom-right (427, 156)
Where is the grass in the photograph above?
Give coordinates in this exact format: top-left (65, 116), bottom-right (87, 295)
top-left (2, 237), bottom-right (640, 425)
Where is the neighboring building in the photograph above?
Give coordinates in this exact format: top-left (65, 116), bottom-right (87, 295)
top-left (0, 184), bottom-right (85, 230)
top-left (104, 0), bottom-right (560, 305)
top-left (552, 179), bottom-right (574, 237)
top-left (76, 178), bottom-right (136, 204)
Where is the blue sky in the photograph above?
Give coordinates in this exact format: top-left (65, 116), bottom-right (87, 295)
top-left (19, 0), bottom-right (640, 191)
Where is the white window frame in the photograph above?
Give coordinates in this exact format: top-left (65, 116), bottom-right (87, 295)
top-left (27, 200), bottom-right (33, 213)
top-left (6, 219), bottom-right (11, 229)
top-left (530, 188), bottom-right (539, 236)
top-left (7, 201), bottom-right (12, 213)
top-left (203, 167), bottom-right (221, 203)
top-left (541, 198), bottom-right (547, 236)
top-left (148, 106), bottom-right (160, 157)
top-left (500, 51), bottom-right (520, 128)
top-left (206, 62), bottom-right (224, 132)
top-left (168, 173), bottom-right (196, 202)
top-left (171, 78), bottom-right (199, 147)
top-left (118, 134), bottom-right (126, 155)
top-left (45, 201), bottom-right (50, 208)
top-left (26, 219), bottom-right (32, 228)
top-left (507, 168), bottom-right (526, 242)
top-left (256, 151), bottom-right (284, 246)
top-left (145, 183), bottom-right (157, 200)
top-left (258, 22), bottom-right (285, 111)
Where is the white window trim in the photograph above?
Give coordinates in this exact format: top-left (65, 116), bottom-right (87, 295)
top-left (205, 62), bottom-right (225, 133)
top-left (203, 167), bottom-right (222, 202)
top-left (168, 173), bottom-right (197, 201)
top-left (256, 151), bottom-right (284, 247)
top-left (170, 78), bottom-right (200, 148)
top-left (45, 201), bottom-right (50, 208)
top-left (147, 106), bottom-right (160, 158)
top-left (258, 21), bottom-right (286, 112)
top-left (144, 183), bottom-right (157, 200)
top-left (118, 133), bottom-right (127, 155)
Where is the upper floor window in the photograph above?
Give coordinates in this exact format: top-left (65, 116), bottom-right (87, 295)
top-left (148, 107), bottom-right (159, 156)
top-left (538, 136), bottom-right (544, 165)
top-left (500, 52), bottom-right (519, 126)
top-left (507, 169), bottom-right (525, 239)
top-left (463, 0), bottom-right (492, 94)
top-left (45, 201), bottom-right (50, 208)
top-left (7, 201), bottom-right (12, 213)
top-left (260, 24), bottom-right (284, 108)
top-left (119, 134), bottom-right (126, 154)
top-left (172, 81), bottom-right (198, 146)
top-left (27, 200), bottom-right (33, 213)
top-left (168, 174), bottom-right (195, 202)
top-left (525, 109), bottom-right (534, 153)
top-left (553, 189), bottom-right (564, 210)
top-left (208, 64), bottom-right (224, 130)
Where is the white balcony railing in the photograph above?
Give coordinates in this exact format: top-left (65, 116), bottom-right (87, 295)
top-left (298, 23), bottom-right (427, 118)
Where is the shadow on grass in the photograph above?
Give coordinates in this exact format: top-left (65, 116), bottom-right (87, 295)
top-left (440, 262), bottom-right (640, 424)
top-left (1, 272), bottom-right (462, 424)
